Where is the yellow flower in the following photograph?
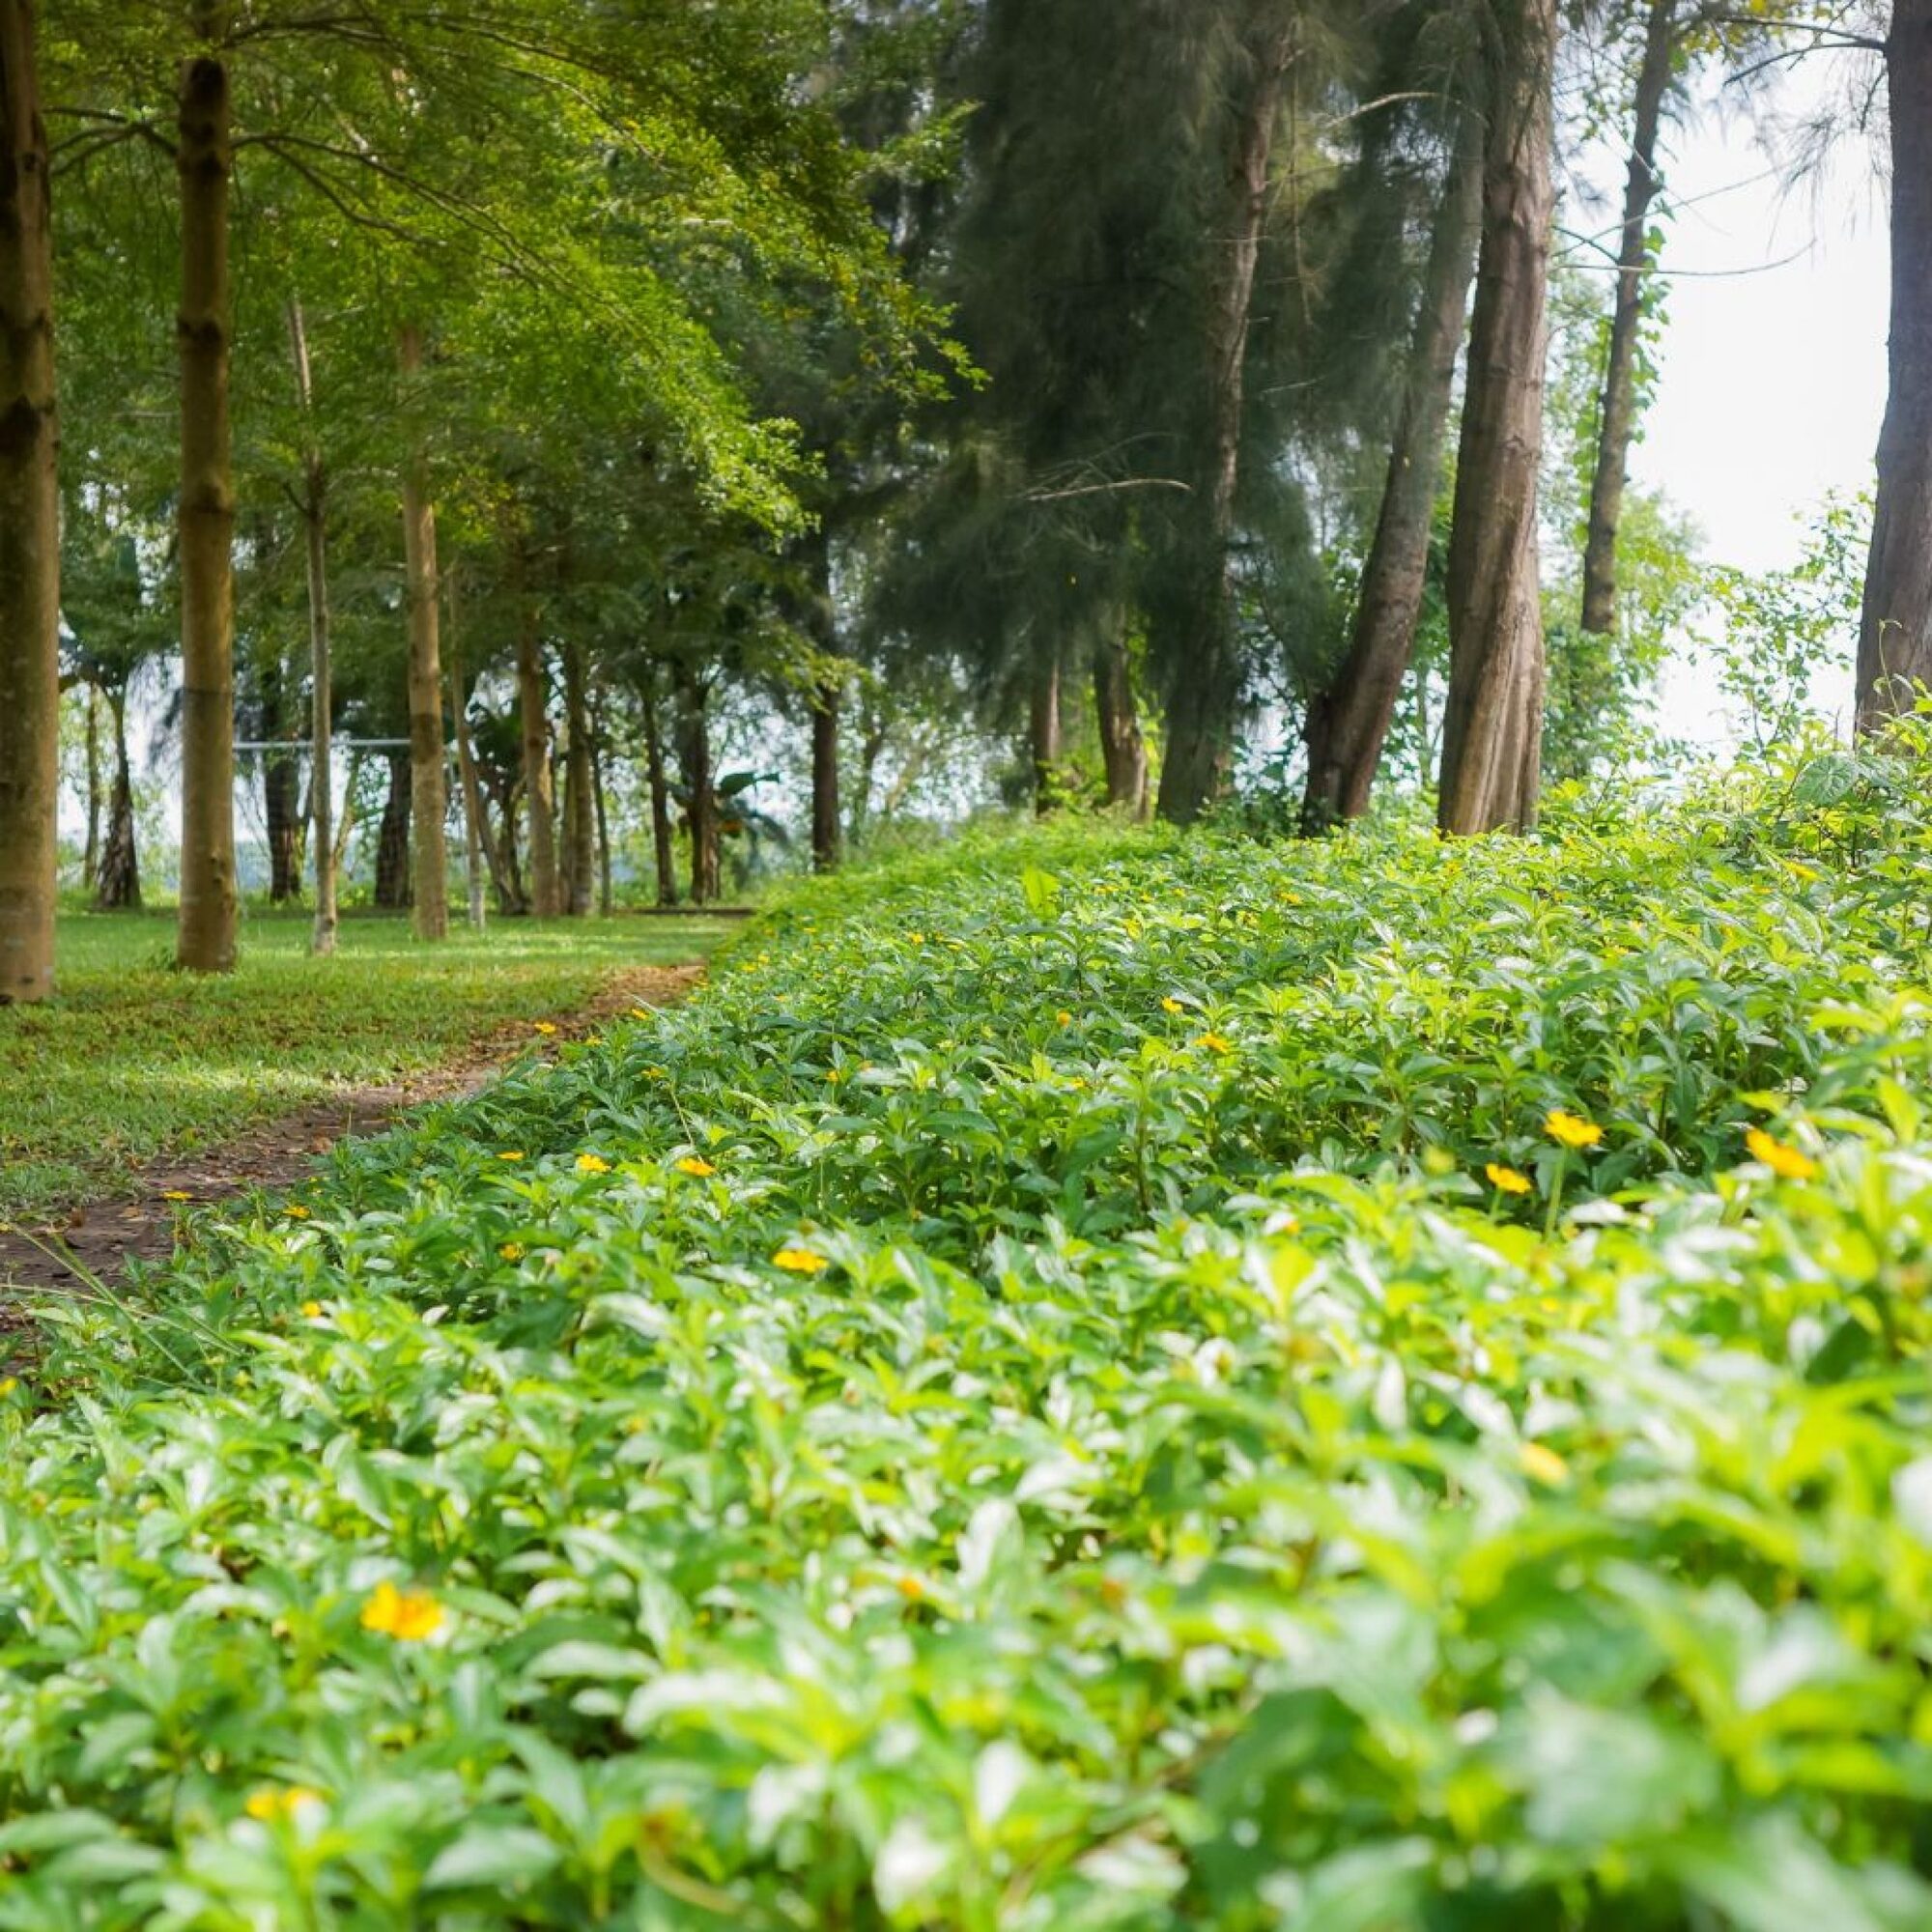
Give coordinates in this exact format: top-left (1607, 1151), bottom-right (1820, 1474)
top-left (498, 1242), bottom-right (526, 1262)
top-left (161, 1190), bottom-right (193, 1203)
top-left (773, 1248), bottom-right (829, 1274)
top-left (359, 1580), bottom-right (444, 1641)
top-left (1520, 1442), bottom-right (1572, 1487)
top-left (497, 1151), bottom-right (526, 1163)
top-left (825, 1068), bottom-right (841, 1084)
top-left (0, 1378), bottom-right (18, 1398)
top-left (1746, 1125), bottom-right (1817, 1181)
top-left (1195, 1033), bottom-right (1234, 1057)
top-left (1486, 1163), bottom-right (1533, 1196)
top-left (629, 1007), bottom-right (652, 1021)
top-left (532, 1021), bottom-right (558, 1037)
top-left (909, 931), bottom-right (926, 945)
top-left (1161, 997), bottom-right (1185, 1015)
top-left (1545, 1110), bottom-right (1603, 1151)
top-left (576, 1153), bottom-right (611, 1175)
top-left (285, 1205), bottom-right (310, 1220)
top-left (674, 1156), bottom-right (718, 1178)
top-left (300, 1300), bottom-right (323, 1320)
top-left (244, 1786), bottom-right (324, 1823)
top-left (1056, 1010), bottom-right (1073, 1029)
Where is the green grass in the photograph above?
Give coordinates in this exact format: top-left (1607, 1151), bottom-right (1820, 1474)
top-left (7, 747), bottom-right (1932, 1924)
top-left (0, 907), bottom-right (734, 1218)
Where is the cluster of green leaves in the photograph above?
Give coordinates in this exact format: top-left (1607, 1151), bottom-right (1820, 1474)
top-left (6, 751), bottom-right (1932, 1927)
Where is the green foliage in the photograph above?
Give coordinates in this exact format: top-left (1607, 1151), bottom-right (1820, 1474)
top-left (6, 750), bottom-right (1932, 1921)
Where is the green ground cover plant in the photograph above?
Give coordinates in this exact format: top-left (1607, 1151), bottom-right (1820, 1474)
top-left (4, 749), bottom-right (1932, 1926)
top-left (0, 912), bottom-right (735, 1219)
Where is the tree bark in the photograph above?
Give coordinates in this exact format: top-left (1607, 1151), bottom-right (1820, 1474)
top-left (1859, 0), bottom-right (1932, 731)
top-left (82, 683), bottom-right (100, 888)
top-left (1301, 120), bottom-right (1483, 832)
top-left (94, 686), bottom-right (140, 911)
top-left (1436, 0), bottom-right (1558, 838)
top-left (560, 636), bottom-right (593, 916)
top-left (514, 547), bottom-right (560, 916)
top-left (373, 749), bottom-right (412, 909)
top-left (810, 681), bottom-right (842, 869)
top-left (1580, 0), bottom-right (1676, 636)
top-left (1030, 644), bottom-right (1062, 815)
top-left (0, 0), bottom-right (56, 1003)
top-left (1154, 16), bottom-right (1294, 826)
top-left (398, 323), bottom-right (447, 939)
top-left (175, 14), bottom-right (237, 972)
top-left (678, 667), bottom-right (720, 906)
top-left (640, 674), bottom-right (677, 906)
top-left (444, 567), bottom-right (490, 931)
top-left (1093, 616), bottom-right (1149, 817)
top-left (588, 691), bottom-right (613, 916)
top-left (288, 296), bottom-right (336, 955)
top-left (261, 652), bottom-right (299, 903)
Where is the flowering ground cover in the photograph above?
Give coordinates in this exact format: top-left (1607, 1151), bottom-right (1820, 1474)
top-left (5, 751), bottom-right (1932, 1927)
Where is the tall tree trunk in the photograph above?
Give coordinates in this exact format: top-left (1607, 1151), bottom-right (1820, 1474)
top-left (1030, 643), bottom-right (1062, 816)
top-left (560, 637), bottom-right (593, 916)
top-left (1859, 0), bottom-right (1932, 731)
top-left (1436, 0), bottom-right (1558, 838)
top-left (175, 11), bottom-right (237, 972)
top-left (262, 653), bottom-right (299, 903)
top-left (514, 549), bottom-right (560, 917)
top-left (810, 682), bottom-right (842, 869)
top-left (678, 667), bottom-right (720, 906)
top-left (640, 675), bottom-right (677, 907)
top-left (374, 750), bottom-right (412, 909)
top-left (82, 683), bottom-right (100, 888)
top-left (288, 296), bottom-right (336, 956)
top-left (444, 568), bottom-right (491, 931)
top-left (94, 687), bottom-right (140, 911)
top-left (588, 689), bottom-right (613, 916)
top-left (1093, 617), bottom-right (1149, 817)
top-left (1153, 17), bottom-right (1294, 826)
top-left (0, 0), bottom-right (56, 1004)
top-left (398, 323), bottom-right (447, 940)
top-left (1301, 121), bottom-right (1483, 832)
top-left (1580, 0), bottom-right (1676, 636)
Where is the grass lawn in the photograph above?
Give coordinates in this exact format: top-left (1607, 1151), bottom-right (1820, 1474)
top-left (0, 905), bottom-right (735, 1219)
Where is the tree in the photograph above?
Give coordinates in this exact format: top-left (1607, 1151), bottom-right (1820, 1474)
top-left (1436, 0), bottom-right (1559, 837)
top-left (1858, 0), bottom-right (1932, 728)
top-left (0, 0), bottom-right (58, 1005)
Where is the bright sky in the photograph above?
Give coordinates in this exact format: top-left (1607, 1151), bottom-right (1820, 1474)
top-left (1570, 57), bottom-right (1889, 739)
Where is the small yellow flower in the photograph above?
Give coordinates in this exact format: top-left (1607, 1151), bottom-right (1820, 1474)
top-left (909, 931), bottom-right (926, 945)
top-left (285, 1205), bottom-right (311, 1220)
top-left (359, 1580), bottom-right (444, 1641)
top-left (1161, 997), bottom-right (1185, 1015)
top-left (161, 1190), bottom-right (192, 1203)
top-left (498, 1241), bottom-right (526, 1262)
top-left (244, 1786), bottom-right (324, 1823)
top-left (896, 1574), bottom-right (927, 1603)
top-left (0, 1378), bottom-right (18, 1398)
top-left (1195, 1033), bottom-right (1234, 1057)
top-left (1056, 1010), bottom-right (1073, 1029)
top-left (1746, 1125), bottom-right (1817, 1181)
top-left (532, 1021), bottom-right (558, 1037)
top-left (497, 1150), bottom-right (526, 1162)
top-left (1545, 1110), bottom-right (1604, 1151)
top-left (825, 1068), bottom-right (841, 1084)
top-left (1520, 1442), bottom-right (1572, 1487)
top-left (1486, 1163), bottom-right (1533, 1196)
top-left (773, 1248), bottom-right (829, 1274)
top-left (576, 1153), bottom-right (611, 1175)
top-left (674, 1156), bottom-right (718, 1178)
top-left (300, 1300), bottom-right (323, 1320)
top-left (629, 1007), bottom-right (652, 1021)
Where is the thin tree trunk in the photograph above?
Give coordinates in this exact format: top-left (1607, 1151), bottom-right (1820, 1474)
top-left (1093, 618), bottom-right (1149, 817)
top-left (497, 780), bottom-right (526, 913)
top-left (332, 746), bottom-right (361, 879)
top-left (82, 683), bottom-right (100, 888)
top-left (0, 0), bottom-right (56, 1003)
top-left (1030, 644), bottom-right (1062, 816)
top-left (262, 652), bottom-right (299, 902)
top-left (1859, 0), bottom-right (1932, 731)
top-left (398, 323), bottom-right (447, 939)
top-left (288, 296), bottom-right (336, 955)
top-left (175, 10), bottom-right (237, 972)
top-left (1580, 0), bottom-right (1677, 636)
top-left (515, 547), bottom-right (560, 916)
top-left (1436, 0), bottom-right (1558, 837)
top-left (1154, 17), bottom-right (1295, 826)
top-left (810, 681), bottom-right (842, 870)
top-left (444, 568), bottom-right (490, 931)
top-left (640, 676), bottom-right (677, 907)
top-left (560, 637), bottom-right (593, 916)
top-left (678, 668), bottom-right (720, 906)
top-left (1302, 120), bottom-right (1483, 832)
top-left (373, 750), bottom-right (412, 909)
top-left (588, 690), bottom-right (613, 916)
top-left (94, 687), bottom-right (140, 911)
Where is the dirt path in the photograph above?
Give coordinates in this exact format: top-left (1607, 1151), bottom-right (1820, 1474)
top-left (0, 962), bottom-right (703, 1302)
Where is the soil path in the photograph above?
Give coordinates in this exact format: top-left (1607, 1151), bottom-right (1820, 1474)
top-left (0, 962), bottom-right (703, 1303)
